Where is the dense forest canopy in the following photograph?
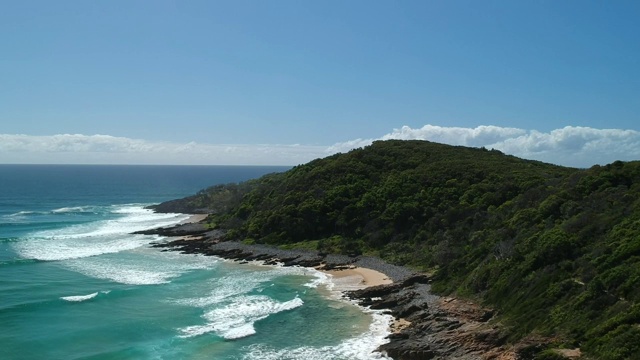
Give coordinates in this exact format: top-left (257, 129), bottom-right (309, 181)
top-left (154, 140), bottom-right (640, 359)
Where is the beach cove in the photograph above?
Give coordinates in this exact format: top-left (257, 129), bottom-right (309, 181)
top-left (142, 216), bottom-right (525, 359)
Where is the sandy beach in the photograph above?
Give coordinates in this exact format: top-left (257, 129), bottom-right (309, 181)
top-left (320, 267), bottom-right (413, 337)
top-left (180, 214), bottom-right (208, 224)
top-left (322, 266), bottom-right (393, 290)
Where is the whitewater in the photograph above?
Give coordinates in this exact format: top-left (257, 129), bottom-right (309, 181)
top-left (0, 165), bottom-right (391, 360)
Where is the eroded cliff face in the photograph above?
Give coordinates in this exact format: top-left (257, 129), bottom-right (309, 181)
top-left (348, 277), bottom-right (497, 360)
top-left (348, 279), bottom-right (580, 360)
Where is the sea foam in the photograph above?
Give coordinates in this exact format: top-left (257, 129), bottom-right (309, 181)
top-left (60, 292), bottom-right (99, 302)
top-left (8, 210), bottom-right (39, 217)
top-left (66, 249), bottom-right (217, 285)
top-left (50, 206), bottom-right (100, 214)
top-left (231, 262), bottom-right (393, 360)
top-left (13, 205), bottom-right (189, 261)
top-left (178, 295), bottom-right (304, 340)
top-left (241, 310), bottom-right (392, 360)
top-left (175, 265), bottom-right (307, 339)
top-left (175, 264), bottom-right (317, 308)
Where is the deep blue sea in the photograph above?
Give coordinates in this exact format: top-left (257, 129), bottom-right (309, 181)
top-left (0, 165), bottom-right (391, 360)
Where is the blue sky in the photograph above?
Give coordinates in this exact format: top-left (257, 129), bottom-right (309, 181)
top-left (1, 0), bottom-right (639, 166)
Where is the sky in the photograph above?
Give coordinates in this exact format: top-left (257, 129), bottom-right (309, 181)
top-left (1, 0), bottom-right (639, 167)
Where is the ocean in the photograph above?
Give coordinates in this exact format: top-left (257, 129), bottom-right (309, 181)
top-left (0, 165), bottom-right (391, 360)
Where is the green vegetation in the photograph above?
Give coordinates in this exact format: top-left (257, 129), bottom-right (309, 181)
top-left (277, 240), bottom-right (320, 251)
top-left (161, 140), bottom-right (640, 359)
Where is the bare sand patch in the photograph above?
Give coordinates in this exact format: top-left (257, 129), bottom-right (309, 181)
top-left (180, 214), bottom-right (207, 224)
top-left (322, 266), bottom-right (393, 291)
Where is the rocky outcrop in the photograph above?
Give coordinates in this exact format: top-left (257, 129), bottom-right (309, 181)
top-left (134, 221), bottom-right (212, 237)
top-left (347, 278), bottom-right (507, 359)
top-left (146, 197), bottom-right (210, 214)
top-left (347, 281), bottom-right (559, 360)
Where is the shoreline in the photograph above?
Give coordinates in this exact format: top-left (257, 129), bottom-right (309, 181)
top-left (140, 215), bottom-right (525, 360)
top-left (180, 213), bottom-right (208, 224)
top-left (321, 266), bottom-right (393, 289)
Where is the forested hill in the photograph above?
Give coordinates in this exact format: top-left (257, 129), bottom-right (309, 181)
top-left (154, 140), bottom-right (640, 359)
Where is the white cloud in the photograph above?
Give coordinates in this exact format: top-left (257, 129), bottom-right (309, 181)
top-left (328, 125), bottom-right (640, 168)
top-left (0, 134), bottom-right (327, 165)
top-left (2, 125), bottom-right (639, 167)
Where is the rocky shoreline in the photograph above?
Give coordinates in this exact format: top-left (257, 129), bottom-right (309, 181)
top-left (135, 220), bottom-right (553, 360)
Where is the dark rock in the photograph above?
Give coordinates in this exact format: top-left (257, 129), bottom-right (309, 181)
top-left (479, 310), bottom-right (494, 322)
top-left (379, 340), bottom-right (435, 360)
top-left (395, 303), bottom-right (424, 318)
top-left (133, 222), bottom-right (209, 237)
top-left (474, 328), bottom-right (508, 346)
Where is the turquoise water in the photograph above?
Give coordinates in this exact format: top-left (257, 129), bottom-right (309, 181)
top-left (0, 165), bottom-right (391, 360)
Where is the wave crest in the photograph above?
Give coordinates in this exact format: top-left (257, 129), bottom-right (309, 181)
top-left (13, 205), bottom-right (189, 261)
top-left (61, 292), bottom-right (99, 302)
top-left (178, 295), bottom-right (304, 340)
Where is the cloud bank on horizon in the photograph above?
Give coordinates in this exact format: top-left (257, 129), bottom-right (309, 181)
top-left (1, 125), bottom-right (639, 168)
top-left (0, 134), bottom-right (324, 166)
top-left (328, 125), bottom-right (640, 168)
